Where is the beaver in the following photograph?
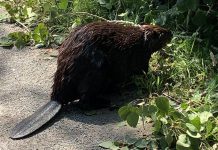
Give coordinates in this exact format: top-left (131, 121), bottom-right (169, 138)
top-left (10, 21), bottom-right (172, 139)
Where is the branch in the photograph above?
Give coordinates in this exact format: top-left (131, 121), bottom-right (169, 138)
top-left (162, 93), bottom-right (181, 105)
top-left (73, 12), bottom-right (139, 26)
top-left (15, 20), bottom-right (30, 32)
top-left (74, 12), bottom-right (108, 21)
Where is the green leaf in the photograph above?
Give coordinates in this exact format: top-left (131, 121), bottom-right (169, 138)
top-left (0, 36), bottom-right (13, 47)
top-left (169, 110), bottom-right (185, 120)
top-left (140, 105), bottom-right (157, 117)
top-left (8, 32), bottom-right (30, 49)
top-left (43, 2), bottom-right (51, 12)
top-left (191, 91), bottom-right (201, 102)
top-left (190, 116), bottom-right (201, 131)
top-left (126, 112), bottom-right (139, 127)
top-left (118, 106), bottom-right (130, 120)
top-left (26, 7), bottom-right (36, 18)
top-left (134, 139), bottom-right (148, 149)
top-left (159, 136), bottom-right (168, 149)
top-left (199, 111), bottom-right (213, 124)
top-left (211, 127), bottom-right (218, 135)
top-left (32, 23), bottom-right (49, 45)
top-left (148, 105), bottom-right (158, 114)
top-left (160, 117), bottom-right (168, 124)
top-left (186, 123), bottom-right (198, 132)
top-left (165, 131), bottom-right (174, 147)
top-left (125, 137), bottom-right (138, 145)
top-left (15, 38), bottom-right (26, 49)
top-left (99, 141), bottom-right (118, 149)
top-left (181, 102), bottom-right (188, 110)
top-left (155, 97), bottom-right (170, 115)
top-left (186, 130), bottom-right (201, 138)
top-left (176, 134), bottom-right (191, 149)
top-left (188, 114), bottom-right (198, 121)
top-left (154, 120), bottom-right (162, 132)
top-left (206, 121), bottom-right (213, 135)
top-left (192, 9), bottom-right (207, 26)
top-left (58, 0), bottom-right (68, 10)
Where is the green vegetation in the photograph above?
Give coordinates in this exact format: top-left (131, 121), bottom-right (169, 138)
top-left (0, 0), bottom-right (217, 149)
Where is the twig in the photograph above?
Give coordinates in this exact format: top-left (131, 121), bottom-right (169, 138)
top-left (162, 93), bottom-right (181, 104)
top-left (73, 12), bottom-right (139, 26)
top-left (109, 20), bottom-right (139, 27)
top-left (15, 20), bottom-right (30, 32)
top-left (74, 12), bottom-right (108, 21)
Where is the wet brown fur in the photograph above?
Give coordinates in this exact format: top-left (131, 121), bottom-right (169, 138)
top-left (51, 21), bottom-right (172, 109)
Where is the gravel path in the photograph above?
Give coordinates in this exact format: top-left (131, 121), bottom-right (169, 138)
top-left (0, 8), bottom-right (150, 150)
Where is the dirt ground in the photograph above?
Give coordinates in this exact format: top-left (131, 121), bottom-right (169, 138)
top-left (0, 8), bottom-right (151, 150)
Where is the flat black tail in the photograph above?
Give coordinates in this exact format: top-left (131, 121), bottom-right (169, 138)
top-left (10, 100), bottom-right (62, 139)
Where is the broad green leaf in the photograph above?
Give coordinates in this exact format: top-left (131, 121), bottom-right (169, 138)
top-left (134, 139), bottom-right (148, 149)
top-left (159, 136), bottom-right (168, 148)
top-left (26, 7), bottom-right (36, 18)
top-left (186, 130), bottom-right (201, 138)
top-left (32, 23), bottom-right (49, 45)
top-left (155, 97), bottom-right (170, 115)
top-left (15, 38), bottom-right (26, 49)
top-left (43, 2), bottom-right (51, 12)
top-left (126, 112), bottom-right (139, 127)
top-left (186, 123), bottom-right (198, 132)
top-left (149, 141), bottom-right (158, 149)
top-left (99, 141), bottom-right (118, 149)
top-left (8, 32), bottom-right (30, 49)
top-left (188, 114), bottom-right (198, 121)
top-left (190, 116), bottom-right (201, 131)
top-left (130, 106), bottom-right (140, 115)
top-left (148, 105), bottom-right (158, 114)
top-left (199, 111), bottom-right (213, 124)
top-left (211, 127), bottom-right (218, 135)
top-left (154, 120), bottom-right (161, 132)
top-left (169, 110), bottom-right (184, 120)
top-left (206, 121), bottom-right (213, 135)
top-left (181, 102), bottom-right (188, 110)
top-left (0, 5), bottom-right (10, 21)
top-left (118, 106), bottom-right (130, 120)
top-left (125, 137), bottom-right (138, 145)
top-left (165, 131), bottom-right (174, 147)
top-left (0, 36), bottom-right (13, 47)
top-left (191, 91), bottom-right (201, 102)
top-left (176, 134), bottom-right (191, 149)
top-left (58, 0), bottom-right (68, 10)
top-left (160, 117), bottom-right (168, 124)
top-left (140, 105), bottom-right (157, 117)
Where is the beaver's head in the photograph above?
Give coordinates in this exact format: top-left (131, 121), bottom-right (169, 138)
top-left (141, 24), bottom-right (173, 53)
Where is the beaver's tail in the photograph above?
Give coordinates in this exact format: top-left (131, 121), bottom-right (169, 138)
top-left (10, 100), bottom-right (62, 139)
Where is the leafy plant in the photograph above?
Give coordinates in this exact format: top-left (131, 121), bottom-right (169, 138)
top-left (1, 0), bottom-right (218, 149)
top-left (100, 96), bottom-right (218, 149)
